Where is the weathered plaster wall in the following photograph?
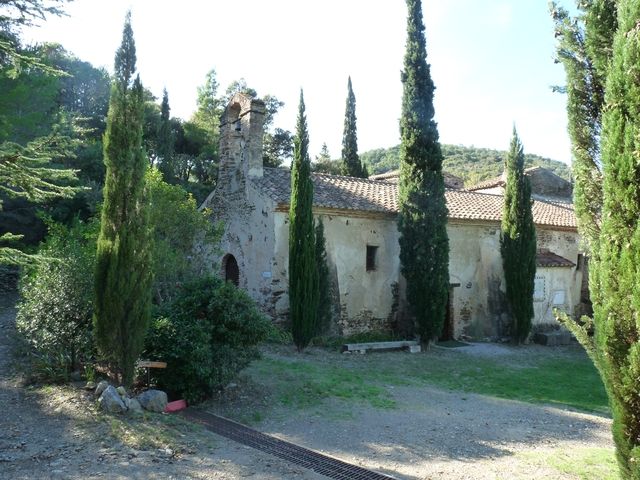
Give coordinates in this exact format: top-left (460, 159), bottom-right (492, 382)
top-left (534, 228), bottom-right (583, 326)
top-left (268, 214), bottom-right (582, 339)
top-left (272, 210), bottom-right (401, 335)
top-left (447, 223), bottom-right (583, 339)
top-left (447, 222), bottom-right (504, 339)
top-left (533, 267), bottom-right (579, 326)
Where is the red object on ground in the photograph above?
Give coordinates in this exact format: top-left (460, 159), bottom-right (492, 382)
top-left (164, 399), bottom-right (187, 413)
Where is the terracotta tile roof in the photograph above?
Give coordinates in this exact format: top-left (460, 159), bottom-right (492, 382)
top-left (536, 250), bottom-right (576, 268)
top-left (369, 169), bottom-right (464, 189)
top-left (466, 176), bottom-right (505, 191)
top-left (254, 168), bottom-right (577, 229)
top-left (466, 166), bottom-right (555, 191)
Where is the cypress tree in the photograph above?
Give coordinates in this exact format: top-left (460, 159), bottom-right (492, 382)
top-left (585, 1), bottom-right (640, 474)
top-left (397, 0), bottom-right (449, 343)
top-left (550, 1), bottom-right (616, 253)
top-left (289, 90), bottom-right (318, 351)
top-left (94, 12), bottom-right (152, 387)
top-left (314, 218), bottom-right (331, 335)
top-left (500, 128), bottom-right (536, 344)
top-left (157, 88), bottom-right (174, 183)
top-left (341, 76), bottom-right (364, 178)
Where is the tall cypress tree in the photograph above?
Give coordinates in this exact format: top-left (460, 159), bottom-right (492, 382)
top-left (586, 1), bottom-right (640, 475)
top-left (397, 0), bottom-right (449, 343)
top-left (289, 90), bottom-right (318, 351)
top-left (341, 76), bottom-right (364, 178)
top-left (157, 87), bottom-right (174, 183)
top-left (500, 128), bottom-right (536, 344)
top-left (94, 12), bottom-right (152, 387)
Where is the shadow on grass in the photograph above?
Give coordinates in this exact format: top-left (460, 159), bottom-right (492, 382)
top-left (200, 344), bottom-right (613, 478)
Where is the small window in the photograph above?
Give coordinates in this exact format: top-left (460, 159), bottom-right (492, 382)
top-left (577, 253), bottom-right (584, 270)
top-left (366, 245), bottom-right (378, 271)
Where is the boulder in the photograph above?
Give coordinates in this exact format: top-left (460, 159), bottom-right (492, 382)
top-left (136, 389), bottom-right (168, 413)
top-left (116, 386), bottom-right (127, 397)
top-left (95, 380), bottom-right (110, 397)
top-left (98, 386), bottom-right (126, 413)
top-left (125, 398), bottom-right (144, 416)
top-left (84, 381), bottom-right (96, 391)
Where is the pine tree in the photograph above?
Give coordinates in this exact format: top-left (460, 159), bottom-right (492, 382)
top-left (341, 76), bottom-right (364, 178)
top-left (314, 218), bottom-right (331, 335)
top-left (500, 128), bottom-right (536, 344)
top-left (586, 1), bottom-right (640, 475)
top-left (156, 88), bottom-right (174, 182)
top-left (94, 12), bottom-right (152, 387)
top-left (289, 90), bottom-right (318, 351)
top-left (397, 0), bottom-right (449, 343)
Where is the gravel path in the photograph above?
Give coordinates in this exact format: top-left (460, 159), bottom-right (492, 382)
top-left (0, 293), bottom-right (614, 479)
top-left (0, 294), bottom-right (321, 480)
top-left (258, 383), bottom-right (612, 479)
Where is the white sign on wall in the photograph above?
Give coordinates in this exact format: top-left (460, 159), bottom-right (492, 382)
top-left (553, 290), bottom-right (566, 306)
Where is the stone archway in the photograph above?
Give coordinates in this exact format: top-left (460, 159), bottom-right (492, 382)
top-left (222, 254), bottom-right (240, 286)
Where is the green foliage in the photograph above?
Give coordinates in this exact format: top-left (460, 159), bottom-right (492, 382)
top-left (263, 127), bottom-right (293, 168)
top-left (0, 136), bottom-right (82, 264)
top-left (146, 167), bottom-right (220, 304)
top-left (0, 51), bottom-right (59, 143)
top-left (16, 218), bottom-right (97, 378)
top-left (156, 88), bottom-right (175, 182)
top-left (289, 91), bottom-right (318, 351)
top-left (397, 0), bottom-right (449, 342)
top-left (312, 142), bottom-right (342, 175)
top-left (584, 1), bottom-right (640, 476)
top-left (314, 218), bottom-right (331, 335)
top-left (0, 43), bottom-right (110, 256)
top-left (500, 129), bottom-right (536, 343)
top-left (94, 13), bottom-right (152, 387)
top-left (0, 0), bottom-right (71, 77)
top-left (144, 276), bottom-right (270, 403)
top-left (187, 69), bottom-right (221, 185)
top-left (361, 143), bottom-right (572, 186)
top-left (550, 1), bottom-right (614, 253)
top-left (341, 76), bottom-right (364, 178)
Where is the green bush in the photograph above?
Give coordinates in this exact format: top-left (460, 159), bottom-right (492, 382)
top-left (16, 219), bottom-right (97, 379)
top-left (146, 168), bottom-right (221, 305)
top-left (144, 276), bottom-right (271, 403)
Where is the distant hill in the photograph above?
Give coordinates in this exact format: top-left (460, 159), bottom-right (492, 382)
top-left (360, 144), bottom-right (572, 187)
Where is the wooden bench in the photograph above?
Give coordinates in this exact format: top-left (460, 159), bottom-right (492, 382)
top-left (342, 340), bottom-right (421, 354)
top-left (136, 360), bottom-right (167, 386)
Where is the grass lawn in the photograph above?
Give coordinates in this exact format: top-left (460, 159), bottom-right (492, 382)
top-left (247, 343), bottom-right (609, 414)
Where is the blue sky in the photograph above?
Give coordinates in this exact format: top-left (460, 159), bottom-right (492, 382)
top-left (24, 0), bottom-right (575, 164)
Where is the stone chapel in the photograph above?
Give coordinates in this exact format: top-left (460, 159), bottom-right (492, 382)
top-left (201, 93), bottom-right (586, 340)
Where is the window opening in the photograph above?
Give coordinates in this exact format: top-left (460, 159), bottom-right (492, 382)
top-left (366, 245), bottom-right (378, 271)
top-left (223, 254), bottom-right (240, 286)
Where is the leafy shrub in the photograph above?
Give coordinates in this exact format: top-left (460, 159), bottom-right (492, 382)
top-left (16, 218), bottom-right (97, 379)
top-left (144, 276), bottom-right (271, 403)
top-left (146, 168), bottom-right (221, 305)
top-left (264, 324), bottom-right (294, 345)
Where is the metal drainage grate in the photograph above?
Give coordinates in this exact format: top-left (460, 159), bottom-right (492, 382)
top-left (183, 410), bottom-right (397, 480)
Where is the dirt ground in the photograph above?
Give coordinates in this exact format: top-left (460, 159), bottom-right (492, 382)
top-left (0, 294), bottom-right (614, 479)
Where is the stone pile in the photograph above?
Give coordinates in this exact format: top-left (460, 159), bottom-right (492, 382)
top-left (93, 380), bottom-right (167, 415)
